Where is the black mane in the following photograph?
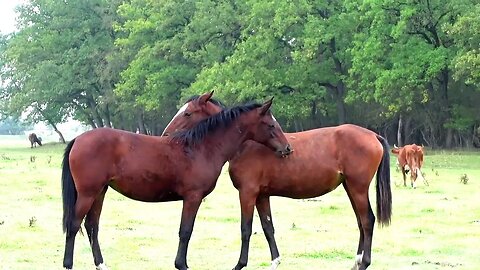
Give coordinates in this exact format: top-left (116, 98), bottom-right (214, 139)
top-left (185, 95), bottom-right (226, 109)
top-left (172, 102), bottom-right (262, 146)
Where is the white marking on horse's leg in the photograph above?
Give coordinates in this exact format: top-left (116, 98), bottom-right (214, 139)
top-left (351, 251), bottom-right (363, 270)
top-left (270, 256), bottom-right (281, 270)
top-left (161, 103), bottom-right (189, 136)
top-left (96, 263), bottom-right (109, 270)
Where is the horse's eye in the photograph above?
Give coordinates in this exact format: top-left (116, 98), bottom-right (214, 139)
top-left (184, 112), bottom-right (192, 117)
top-left (268, 124), bottom-right (274, 129)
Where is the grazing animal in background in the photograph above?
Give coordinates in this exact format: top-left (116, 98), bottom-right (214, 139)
top-left (28, 133), bottom-right (42, 148)
top-left (391, 144), bottom-right (427, 188)
top-left (61, 99), bottom-right (291, 270)
top-left (163, 92), bottom-right (392, 270)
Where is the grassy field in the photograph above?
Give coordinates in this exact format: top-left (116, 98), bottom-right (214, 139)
top-left (0, 135), bottom-right (479, 270)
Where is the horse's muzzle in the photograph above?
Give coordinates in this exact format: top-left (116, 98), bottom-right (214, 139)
top-left (277, 144), bottom-right (293, 157)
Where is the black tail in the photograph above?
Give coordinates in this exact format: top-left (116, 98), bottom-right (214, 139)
top-left (375, 135), bottom-right (392, 226)
top-left (62, 139), bottom-right (77, 234)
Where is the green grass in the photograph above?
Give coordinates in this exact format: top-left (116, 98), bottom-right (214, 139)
top-left (0, 137), bottom-right (479, 269)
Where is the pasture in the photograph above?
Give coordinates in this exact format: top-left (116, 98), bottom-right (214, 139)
top-left (0, 135), bottom-right (479, 270)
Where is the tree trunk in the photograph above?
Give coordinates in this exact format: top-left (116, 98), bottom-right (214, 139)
top-left (45, 119), bottom-right (66, 143)
top-left (329, 37), bottom-right (347, 124)
top-left (336, 82), bottom-right (347, 124)
top-left (136, 110), bottom-right (147, 134)
top-left (445, 128), bottom-right (454, 148)
top-left (87, 96), bottom-right (104, 128)
top-left (397, 114), bottom-right (403, 146)
top-left (103, 104), bottom-right (112, 128)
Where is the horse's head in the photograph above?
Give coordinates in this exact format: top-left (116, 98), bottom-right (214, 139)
top-left (162, 91), bottom-right (223, 136)
top-left (242, 98), bottom-right (292, 157)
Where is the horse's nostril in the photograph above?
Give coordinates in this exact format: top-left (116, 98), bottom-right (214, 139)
top-left (286, 145), bottom-right (292, 153)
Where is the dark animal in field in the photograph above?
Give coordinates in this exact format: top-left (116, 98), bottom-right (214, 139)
top-left (61, 99), bottom-right (291, 270)
top-left (163, 92), bottom-right (392, 270)
top-left (28, 133), bottom-right (42, 148)
top-left (391, 144), bottom-right (427, 188)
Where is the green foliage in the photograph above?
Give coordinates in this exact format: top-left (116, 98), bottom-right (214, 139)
top-left (1, 0), bottom-right (479, 144)
top-left (449, 4), bottom-right (480, 87)
top-left (1, 0), bottom-right (123, 131)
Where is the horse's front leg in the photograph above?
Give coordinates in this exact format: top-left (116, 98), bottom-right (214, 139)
top-left (174, 194), bottom-right (203, 270)
top-left (233, 191), bottom-right (257, 270)
top-left (256, 196), bottom-right (281, 270)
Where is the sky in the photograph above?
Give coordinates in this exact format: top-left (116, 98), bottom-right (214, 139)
top-left (0, 0), bottom-right (24, 34)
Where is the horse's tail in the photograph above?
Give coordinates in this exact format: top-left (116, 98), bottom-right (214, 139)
top-left (62, 139), bottom-right (77, 234)
top-left (375, 135), bottom-right (392, 226)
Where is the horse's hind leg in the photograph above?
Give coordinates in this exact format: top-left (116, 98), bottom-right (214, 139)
top-left (343, 182), bottom-right (364, 269)
top-left (256, 196), bottom-right (281, 269)
top-left (343, 181), bottom-right (375, 270)
top-left (64, 194), bottom-right (96, 269)
top-left (84, 187), bottom-right (108, 270)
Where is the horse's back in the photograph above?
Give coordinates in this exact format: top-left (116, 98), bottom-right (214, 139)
top-left (68, 128), bottom-right (191, 201)
top-left (229, 124), bottom-right (384, 197)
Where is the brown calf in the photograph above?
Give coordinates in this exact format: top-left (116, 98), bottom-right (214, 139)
top-left (391, 144), bottom-right (427, 188)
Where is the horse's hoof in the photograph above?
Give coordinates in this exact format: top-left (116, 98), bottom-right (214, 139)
top-left (96, 263), bottom-right (109, 270)
top-left (270, 256), bottom-right (281, 270)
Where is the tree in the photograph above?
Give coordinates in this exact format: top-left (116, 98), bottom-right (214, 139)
top-left (1, 0), bottom-right (124, 141)
top-left (347, 0), bottom-right (478, 147)
top-left (188, 0), bottom-right (360, 129)
top-left (449, 4), bottom-right (480, 87)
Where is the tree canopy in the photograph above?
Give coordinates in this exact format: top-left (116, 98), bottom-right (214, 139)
top-left (1, 0), bottom-right (478, 147)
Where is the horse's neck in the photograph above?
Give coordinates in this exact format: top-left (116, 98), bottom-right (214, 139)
top-left (201, 122), bottom-right (250, 163)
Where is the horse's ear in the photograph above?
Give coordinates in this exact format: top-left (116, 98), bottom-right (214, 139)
top-left (198, 91), bottom-right (214, 105)
top-left (260, 97), bottom-right (274, 115)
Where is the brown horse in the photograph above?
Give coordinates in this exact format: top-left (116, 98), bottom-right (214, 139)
top-left (28, 133), bottom-right (42, 148)
top-left (392, 144), bottom-right (427, 188)
top-left (163, 94), bottom-right (392, 270)
top-left (61, 99), bottom-right (291, 270)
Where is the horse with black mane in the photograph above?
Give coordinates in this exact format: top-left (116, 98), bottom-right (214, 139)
top-left (163, 92), bottom-right (392, 270)
top-left (61, 99), bottom-right (291, 270)
top-left (28, 133), bottom-right (42, 148)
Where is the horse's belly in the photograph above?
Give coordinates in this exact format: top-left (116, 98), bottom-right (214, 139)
top-left (272, 184), bottom-right (340, 199)
top-left (109, 180), bottom-right (182, 202)
top-left (267, 170), bottom-right (343, 199)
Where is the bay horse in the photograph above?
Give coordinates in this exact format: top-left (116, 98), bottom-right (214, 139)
top-left (28, 133), bottom-right (42, 148)
top-left (163, 93), bottom-right (392, 270)
top-left (61, 99), bottom-right (291, 270)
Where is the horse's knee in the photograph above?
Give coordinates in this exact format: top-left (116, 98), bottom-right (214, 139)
top-left (240, 218), bottom-right (253, 238)
top-left (178, 228), bottom-right (192, 242)
top-left (241, 232), bottom-right (251, 243)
